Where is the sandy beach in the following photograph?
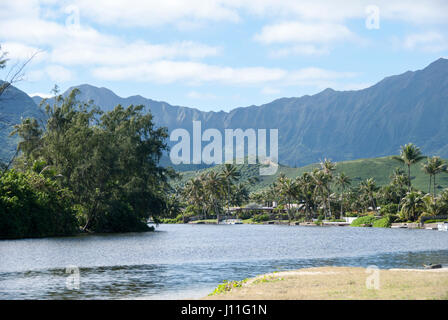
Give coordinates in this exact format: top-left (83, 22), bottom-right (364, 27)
top-left (204, 266), bottom-right (448, 300)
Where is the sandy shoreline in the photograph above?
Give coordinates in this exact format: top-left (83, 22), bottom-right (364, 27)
top-left (203, 266), bottom-right (448, 300)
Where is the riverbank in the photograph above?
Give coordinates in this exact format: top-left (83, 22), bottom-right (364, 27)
top-left (204, 266), bottom-right (448, 300)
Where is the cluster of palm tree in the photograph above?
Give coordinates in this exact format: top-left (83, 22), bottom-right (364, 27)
top-left (178, 143), bottom-right (448, 224)
top-left (251, 143), bottom-right (448, 222)
top-left (180, 164), bottom-right (250, 221)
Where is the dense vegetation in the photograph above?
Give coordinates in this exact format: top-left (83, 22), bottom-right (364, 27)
top-left (174, 144), bottom-right (448, 225)
top-left (0, 169), bottom-right (77, 238)
top-left (0, 89), bottom-right (174, 238)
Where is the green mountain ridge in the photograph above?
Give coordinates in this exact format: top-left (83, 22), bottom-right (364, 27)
top-left (2, 58), bottom-right (448, 168)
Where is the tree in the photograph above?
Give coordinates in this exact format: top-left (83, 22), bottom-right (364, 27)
top-left (203, 171), bottom-right (225, 223)
top-left (400, 191), bottom-right (425, 222)
top-left (360, 178), bottom-right (379, 212)
top-left (312, 169), bottom-right (332, 219)
top-left (12, 89), bottom-right (171, 233)
top-left (393, 143), bottom-right (425, 191)
top-left (219, 164), bottom-right (240, 214)
top-left (277, 176), bottom-right (298, 222)
top-left (422, 156), bottom-right (447, 195)
top-left (335, 173), bottom-right (351, 217)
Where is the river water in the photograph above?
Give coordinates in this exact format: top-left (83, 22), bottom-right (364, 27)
top-left (0, 224), bottom-right (447, 299)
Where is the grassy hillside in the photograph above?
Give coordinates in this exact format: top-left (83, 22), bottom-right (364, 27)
top-left (172, 156), bottom-right (448, 193)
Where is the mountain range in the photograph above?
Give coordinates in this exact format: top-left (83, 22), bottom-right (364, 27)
top-left (1, 58), bottom-right (448, 168)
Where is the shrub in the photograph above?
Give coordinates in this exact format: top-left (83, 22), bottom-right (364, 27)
top-left (252, 213), bottom-right (270, 223)
top-left (373, 216), bottom-right (392, 228)
top-left (0, 170), bottom-right (78, 239)
top-left (350, 215), bottom-right (377, 227)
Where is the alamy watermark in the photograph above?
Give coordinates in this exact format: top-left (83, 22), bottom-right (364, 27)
top-left (365, 5), bottom-right (380, 30)
top-left (170, 121), bottom-right (278, 175)
top-left (65, 265), bottom-right (80, 290)
top-left (365, 265), bottom-right (380, 290)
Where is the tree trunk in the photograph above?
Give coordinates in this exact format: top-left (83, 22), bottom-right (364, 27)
top-left (408, 164), bottom-right (411, 191)
top-left (428, 175), bottom-right (432, 194)
top-left (434, 174), bottom-right (437, 196)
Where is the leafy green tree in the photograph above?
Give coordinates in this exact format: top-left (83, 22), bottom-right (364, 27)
top-left (12, 90), bottom-right (170, 233)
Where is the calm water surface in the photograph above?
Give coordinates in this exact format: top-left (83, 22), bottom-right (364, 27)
top-left (1, 224), bottom-right (447, 299)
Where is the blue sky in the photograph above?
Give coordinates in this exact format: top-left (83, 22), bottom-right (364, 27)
top-left (1, 0), bottom-right (448, 111)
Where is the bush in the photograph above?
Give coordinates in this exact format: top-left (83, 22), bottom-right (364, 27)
top-left (350, 215), bottom-right (377, 227)
top-left (373, 216), bottom-right (392, 228)
top-left (252, 213), bottom-right (270, 223)
top-left (0, 170), bottom-right (78, 239)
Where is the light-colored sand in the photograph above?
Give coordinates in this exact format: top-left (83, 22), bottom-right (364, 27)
top-left (203, 266), bottom-right (448, 300)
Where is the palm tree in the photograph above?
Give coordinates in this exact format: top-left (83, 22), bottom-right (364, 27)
top-left (400, 191), bottom-right (425, 221)
top-left (296, 173), bottom-right (315, 220)
top-left (277, 176), bottom-right (298, 222)
top-left (393, 143), bottom-right (425, 191)
top-left (203, 171), bottom-right (224, 223)
top-left (422, 156), bottom-right (447, 195)
top-left (335, 173), bottom-right (351, 217)
top-left (312, 169), bottom-right (332, 219)
top-left (219, 164), bottom-right (240, 214)
top-left (359, 178), bottom-right (379, 212)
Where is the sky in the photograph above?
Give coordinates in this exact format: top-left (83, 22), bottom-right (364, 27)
top-left (1, 0), bottom-right (448, 112)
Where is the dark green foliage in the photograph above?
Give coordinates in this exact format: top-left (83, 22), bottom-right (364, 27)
top-left (5, 89), bottom-right (171, 236)
top-left (252, 213), bottom-right (270, 223)
top-left (0, 170), bottom-right (77, 239)
top-left (380, 204), bottom-right (399, 216)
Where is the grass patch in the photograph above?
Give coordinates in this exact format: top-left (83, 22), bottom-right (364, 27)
top-left (209, 279), bottom-right (247, 296)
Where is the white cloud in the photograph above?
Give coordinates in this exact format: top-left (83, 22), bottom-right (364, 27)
top-left (50, 40), bottom-right (219, 66)
top-left (255, 21), bottom-right (355, 45)
top-left (0, 11), bottom-right (220, 75)
top-left (93, 60), bottom-right (286, 85)
top-left (45, 65), bottom-right (73, 82)
top-left (269, 45), bottom-right (330, 57)
top-left (28, 92), bottom-right (53, 98)
top-left (27, 65), bottom-right (73, 82)
top-left (60, 0), bottom-right (448, 27)
top-left (403, 32), bottom-right (448, 53)
top-left (71, 0), bottom-right (240, 27)
top-left (0, 42), bottom-right (45, 61)
top-left (92, 61), bottom-right (355, 88)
